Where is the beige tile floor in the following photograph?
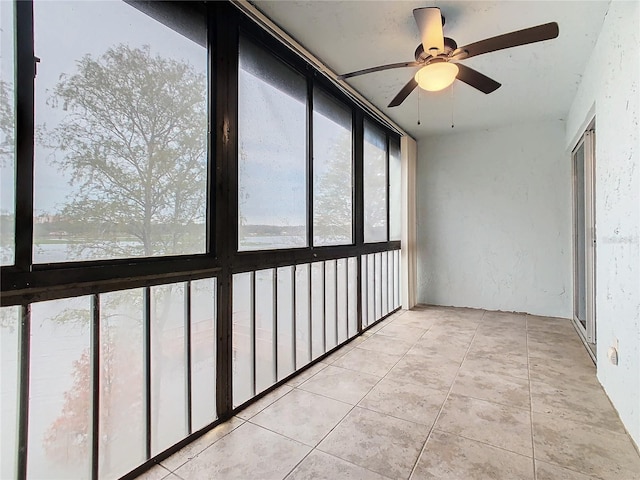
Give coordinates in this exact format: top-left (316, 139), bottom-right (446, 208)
top-left (138, 306), bottom-right (640, 480)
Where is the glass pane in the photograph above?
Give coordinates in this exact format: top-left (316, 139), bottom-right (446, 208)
top-left (1, 306), bottom-right (20, 479)
top-left (367, 254), bottom-right (375, 325)
top-left (238, 37), bottom-right (306, 251)
top-left (325, 260), bottom-right (337, 351)
top-left (389, 137), bottom-right (401, 241)
top-left (348, 257), bottom-right (358, 337)
top-left (191, 278), bottom-right (217, 430)
top-left (0, 0), bottom-right (15, 265)
top-left (376, 252), bottom-right (383, 320)
top-left (574, 144), bottom-right (587, 326)
top-left (361, 256), bottom-right (368, 328)
top-left (232, 273), bottom-right (253, 407)
top-left (29, 297), bottom-right (91, 480)
top-left (255, 269), bottom-right (275, 393)
top-left (313, 88), bottom-right (353, 246)
top-left (33, 1), bottom-right (207, 263)
top-left (311, 262), bottom-right (325, 359)
top-left (276, 266), bottom-right (295, 380)
top-left (295, 264), bottom-right (311, 368)
top-left (363, 121), bottom-right (387, 243)
top-left (99, 289), bottom-right (145, 480)
top-left (381, 251), bottom-right (389, 316)
top-left (150, 283), bottom-right (187, 455)
top-left (388, 250), bottom-right (395, 311)
top-left (336, 259), bottom-right (348, 344)
top-left (395, 250), bottom-right (401, 309)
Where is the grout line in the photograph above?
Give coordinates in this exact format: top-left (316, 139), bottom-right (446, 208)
top-left (431, 428), bottom-right (536, 460)
top-left (407, 309), bottom-right (484, 480)
top-left (526, 317), bottom-right (538, 480)
top-left (279, 312), bottom-right (435, 480)
top-left (285, 314), bottom-right (430, 477)
top-left (162, 418), bottom-right (246, 473)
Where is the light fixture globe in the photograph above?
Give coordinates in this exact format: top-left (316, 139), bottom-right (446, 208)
top-left (415, 62), bottom-right (459, 91)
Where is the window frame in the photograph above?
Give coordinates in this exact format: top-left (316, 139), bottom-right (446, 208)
top-left (1, 3), bottom-right (402, 480)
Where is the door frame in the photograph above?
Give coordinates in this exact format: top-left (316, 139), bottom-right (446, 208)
top-left (571, 122), bottom-right (596, 353)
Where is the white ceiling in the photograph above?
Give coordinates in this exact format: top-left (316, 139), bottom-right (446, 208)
top-left (251, 1), bottom-right (610, 139)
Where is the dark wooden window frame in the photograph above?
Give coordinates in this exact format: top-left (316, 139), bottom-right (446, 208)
top-left (1, 2), bottom-right (401, 479)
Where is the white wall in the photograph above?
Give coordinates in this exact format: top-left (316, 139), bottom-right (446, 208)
top-left (565, 0), bottom-right (640, 447)
top-left (416, 119), bottom-right (572, 318)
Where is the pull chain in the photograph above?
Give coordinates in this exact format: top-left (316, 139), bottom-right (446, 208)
top-left (450, 82), bottom-right (455, 129)
top-left (417, 86), bottom-right (421, 125)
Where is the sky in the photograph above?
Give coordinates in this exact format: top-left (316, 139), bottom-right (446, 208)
top-left (1, 0), bottom-right (206, 214)
top-left (0, 0), bottom-right (352, 227)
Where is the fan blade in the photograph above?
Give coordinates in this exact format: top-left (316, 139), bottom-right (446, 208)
top-left (413, 7), bottom-right (444, 56)
top-left (388, 77), bottom-right (418, 107)
top-left (456, 64), bottom-right (501, 94)
top-left (456, 22), bottom-right (559, 60)
top-left (337, 61), bottom-right (421, 80)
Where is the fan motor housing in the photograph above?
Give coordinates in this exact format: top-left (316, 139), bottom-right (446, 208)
top-left (414, 37), bottom-right (458, 62)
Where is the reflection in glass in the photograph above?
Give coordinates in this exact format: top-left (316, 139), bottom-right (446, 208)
top-left (367, 254), bottom-right (376, 325)
top-left (255, 269), bottom-right (275, 393)
top-left (238, 37), bottom-right (307, 251)
top-left (383, 252), bottom-right (389, 316)
top-left (389, 137), bottom-right (402, 241)
top-left (1, 306), bottom-right (20, 479)
top-left (394, 250), bottom-right (401, 308)
top-left (150, 283), bottom-right (187, 455)
top-left (276, 266), bottom-right (295, 380)
top-left (33, 1), bottom-right (207, 263)
top-left (295, 264), bottom-right (311, 368)
top-left (313, 89), bottom-right (353, 246)
top-left (232, 273), bottom-right (253, 406)
top-left (336, 259), bottom-right (348, 344)
top-left (99, 289), bottom-right (145, 479)
top-left (325, 260), bottom-right (337, 351)
top-left (347, 257), bottom-right (358, 337)
top-left (363, 121), bottom-right (387, 243)
top-left (311, 262), bottom-right (325, 359)
top-left (361, 256), bottom-right (368, 328)
top-left (190, 278), bottom-right (217, 430)
top-left (28, 297), bottom-right (91, 480)
top-left (0, 0), bottom-right (15, 265)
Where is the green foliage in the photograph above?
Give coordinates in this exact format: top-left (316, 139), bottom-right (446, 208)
top-left (45, 44), bottom-right (207, 258)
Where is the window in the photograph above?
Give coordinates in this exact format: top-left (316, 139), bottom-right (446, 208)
top-left (28, 297), bottom-right (92, 479)
top-left (232, 272), bottom-right (253, 406)
top-left (363, 120), bottom-right (387, 243)
top-left (99, 289), bottom-right (145, 479)
top-left (32, 1), bottom-right (207, 263)
top-left (3, 3), bottom-right (404, 478)
top-left (238, 37), bottom-right (307, 251)
top-left (0, 0), bottom-right (15, 266)
top-left (190, 278), bottom-right (217, 430)
top-left (389, 137), bottom-right (401, 241)
top-left (313, 88), bottom-right (353, 246)
top-left (0, 306), bottom-right (20, 479)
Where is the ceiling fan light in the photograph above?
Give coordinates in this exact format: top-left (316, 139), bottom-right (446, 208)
top-left (415, 62), bottom-right (459, 92)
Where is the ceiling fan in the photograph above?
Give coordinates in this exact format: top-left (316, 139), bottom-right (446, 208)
top-left (337, 7), bottom-right (559, 108)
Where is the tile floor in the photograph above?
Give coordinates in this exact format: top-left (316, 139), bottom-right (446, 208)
top-left (138, 306), bottom-right (640, 480)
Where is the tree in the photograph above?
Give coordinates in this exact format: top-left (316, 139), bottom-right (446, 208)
top-left (313, 131), bottom-right (387, 244)
top-left (0, 79), bottom-right (13, 165)
top-left (46, 44), bottom-right (207, 259)
top-left (41, 44), bottom-right (209, 473)
top-left (0, 79), bottom-right (15, 263)
top-left (313, 131), bottom-right (353, 244)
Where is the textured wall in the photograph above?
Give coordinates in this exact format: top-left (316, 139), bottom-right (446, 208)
top-left (566, 0), bottom-right (640, 447)
top-left (416, 119), bottom-right (572, 318)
